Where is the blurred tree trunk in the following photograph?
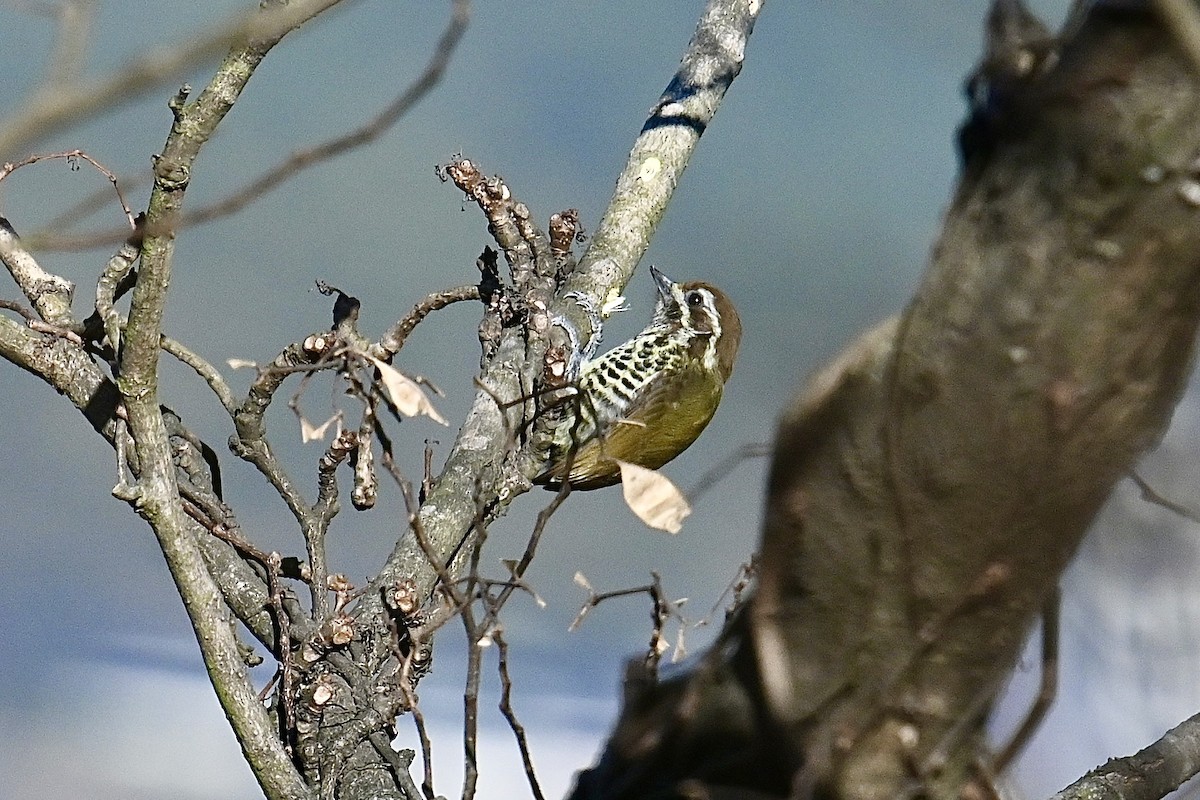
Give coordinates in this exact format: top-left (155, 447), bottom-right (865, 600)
top-left (570, 4), bottom-right (1200, 799)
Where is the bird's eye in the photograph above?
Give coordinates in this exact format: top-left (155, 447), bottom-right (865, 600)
top-left (686, 291), bottom-right (703, 307)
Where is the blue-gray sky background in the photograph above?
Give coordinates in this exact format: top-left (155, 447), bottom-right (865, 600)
top-left (4, 1), bottom-right (1200, 798)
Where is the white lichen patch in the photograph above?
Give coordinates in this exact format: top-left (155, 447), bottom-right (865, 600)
top-left (637, 156), bottom-right (662, 182)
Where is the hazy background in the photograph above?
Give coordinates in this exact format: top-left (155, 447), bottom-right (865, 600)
top-left (3, 1), bottom-right (1200, 798)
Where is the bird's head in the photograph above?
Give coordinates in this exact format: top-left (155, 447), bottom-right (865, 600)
top-left (648, 265), bottom-right (742, 382)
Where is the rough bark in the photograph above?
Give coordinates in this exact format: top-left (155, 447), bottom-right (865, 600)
top-left (571, 5), bottom-right (1200, 799)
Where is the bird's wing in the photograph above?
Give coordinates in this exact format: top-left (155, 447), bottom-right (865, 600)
top-left (556, 367), bottom-right (723, 489)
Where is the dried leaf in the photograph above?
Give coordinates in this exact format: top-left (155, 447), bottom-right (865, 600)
top-left (672, 628), bottom-right (689, 664)
top-left (601, 288), bottom-right (629, 317)
top-left (226, 357), bottom-right (257, 370)
top-left (300, 412), bottom-right (340, 443)
top-left (367, 356), bottom-right (448, 426)
top-left (616, 460), bottom-right (692, 534)
top-left (573, 571), bottom-right (593, 591)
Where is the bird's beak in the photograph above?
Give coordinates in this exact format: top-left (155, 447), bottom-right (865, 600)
top-left (649, 265), bottom-right (675, 304)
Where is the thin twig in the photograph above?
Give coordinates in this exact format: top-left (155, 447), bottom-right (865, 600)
top-left (695, 556), bottom-right (758, 628)
top-left (233, 336), bottom-right (341, 524)
top-left (461, 603), bottom-right (482, 800)
top-left (43, 171), bottom-right (149, 232)
top-left (398, 646), bottom-right (437, 800)
top-left (1130, 470), bottom-right (1200, 525)
top-left (374, 284), bottom-right (481, 361)
top-left (488, 481), bottom-right (571, 618)
top-left (161, 334), bottom-right (238, 414)
top-left (421, 439), bottom-right (435, 504)
top-left (379, 448), bottom-right (465, 609)
top-left (570, 572), bottom-right (681, 675)
top-left (266, 551), bottom-right (298, 757)
top-left (0, 298), bottom-right (37, 324)
top-left (493, 629), bottom-right (545, 800)
top-left (686, 441), bottom-right (770, 502)
top-left (0, 149), bottom-right (135, 228)
top-left (0, 297), bottom-right (82, 342)
top-left (993, 587), bottom-right (1060, 773)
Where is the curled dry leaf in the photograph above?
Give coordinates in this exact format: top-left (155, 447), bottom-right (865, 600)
top-left (672, 628), bottom-right (689, 664)
top-left (615, 460), bottom-right (692, 534)
top-left (300, 412), bottom-right (341, 443)
top-left (226, 357), bottom-right (257, 370)
top-left (601, 289), bottom-right (629, 317)
top-left (366, 355), bottom-right (448, 426)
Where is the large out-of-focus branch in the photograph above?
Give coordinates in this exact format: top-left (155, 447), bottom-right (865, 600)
top-left (572, 4), bottom-right (1200, 799)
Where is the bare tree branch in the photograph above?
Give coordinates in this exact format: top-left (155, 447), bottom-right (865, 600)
top-left (374, 283), bottom-right (482, 362)
top-left (0, 149), bottom-right (136, 228)
top-left (112, 3), bottom-right (355, 798)
top-left (1052, 709), bottom-right (1200, 800)
top-left (0, 215), bottom-right (75, 326)
top-left (1130, 469), bottom-right (1200, 526)
top-left (356, 0), bottom-right (763, 658)
top-left (494, 629), bottom-right (545, 800)
top-left (553, 0), bottom-right (763, 346)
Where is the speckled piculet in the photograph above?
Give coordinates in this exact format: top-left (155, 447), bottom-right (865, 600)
top-left (536, 266), bottom-right (742, 490)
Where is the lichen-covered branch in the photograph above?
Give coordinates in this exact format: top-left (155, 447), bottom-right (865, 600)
top-left (1051, 710), bottom-right (1200, 800)
top-left (113, 4), bottom-right (348, 799)
top-left (0, 216), bottom-right (75, 327)
top-left (555, 0), bottom-right (763, 343)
